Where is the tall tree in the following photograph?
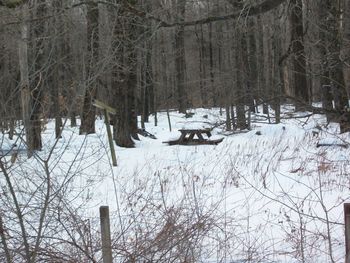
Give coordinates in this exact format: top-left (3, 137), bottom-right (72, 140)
top-left (318, 0), bottom-right (333, 117)
top-left (290, 0), bottom-right (309, 108)
top-left (28, 0), bottom-right (48, 152)
top-left (174, 0), bottom-right (187, 113)
top-left (19, 2), bottom-right (43, 157)
top-left (343, 0), bottom-right (350, 99)
top-left (318, 0), bottom-right (348, 125)
top-left (112, 1), bottom-right (139, 148)
top-left (327, 0), bottom-right (348, 112)
top-left (80, 0), bottom-right (99, 135)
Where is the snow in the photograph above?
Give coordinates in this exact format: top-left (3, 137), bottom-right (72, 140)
top-left (318, 137), bottom-right (347, 145)
top-left (1, 106), bottom-right (350, 262)
top-left (180, 121), bottom-right (212, 130)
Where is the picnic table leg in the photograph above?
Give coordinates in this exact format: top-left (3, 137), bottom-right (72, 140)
top-left (196, 132), bottom-right (205, 141)
top-left (178, 131), bottom-right (187, 143)
top-left (188, 132), bottom-right (195, 141)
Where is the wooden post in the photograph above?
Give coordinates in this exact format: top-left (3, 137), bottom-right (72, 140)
top-left (345, 203), bottom-right (350, 263)
top-left (100, 206), bottom-right (113, 263)
top-left (104, 109), bottom-right (117, 166)
top-left (93, 100), bottom-right (117, 166)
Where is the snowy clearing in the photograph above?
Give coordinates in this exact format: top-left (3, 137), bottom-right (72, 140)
top-left (1, 106), bottom-right (350, 263)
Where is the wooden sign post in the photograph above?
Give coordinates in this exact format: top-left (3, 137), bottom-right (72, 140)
top-left (93, 99), bottom-right (117, 166)
top-left (345, 203), bottom-right (350, 263)
top-left (100, 206), bottom-right (113, 263)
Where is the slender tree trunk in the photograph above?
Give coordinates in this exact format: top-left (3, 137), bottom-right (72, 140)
top-left (0, 213), bottom-right (11, 263)
top-left (199, 24), bottom-right (208, 107)
top-left (273, 10), bottom-right (282, 123)
top-left (151, 20), bottom-right (158, 126)
top-left (142, 39), bottom-right (152, 123)
top-left (80, 1), bottom-right (99, 134)
top-left (146, 38), bottom-right (155, 116)
top-left (140, 50), bottom-right (146, 129)
top-left (27, 0), bottom-right (47, 154)
top-left (254, 16), bottom-right (264, 113)
top-left (19, 4), bottom-right (41, 157)
top-left (51, 0), bottom-right (64, 139)
top-left (328, 0), bottom-right (348, 112)
top-left (225, 104), bottom-right (231, 131)
top-left (242, 22), bottom-right (255, 114)
top-left (319, 0), bottom-right (348, 126)
top-left (236, 30), bottom-right (247, 130)
top-left (262, 16), bottom-right (271, 114)
top-left (343, 0), bottom-right (350, 97)
top-left (175, 0), bottom-right (187, 113)
top-left (128, 64), bottom-right (139, 141)
top-left (318, 1), bottom-right (333, 120)
top-left (247, 18), bottom-right (258, 113)
top-left (230, 105), bottom-right (235, 128)
top-left (208, 22), bottom-right (216, 107)
top-left (290, 0), bottom-right (309, 108)
top-left (160, 32), bottom-right (172, 131)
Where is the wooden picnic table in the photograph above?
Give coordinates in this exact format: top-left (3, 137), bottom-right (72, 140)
top-left (164, 128), bottom-right (223, 145)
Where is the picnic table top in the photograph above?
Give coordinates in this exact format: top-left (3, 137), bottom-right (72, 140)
top-left (178, 128), bottom-right (212, 133)
top-left (180, 122), bottom-right (212, 130)
top-left (163, 128), bottom-right (223, 146)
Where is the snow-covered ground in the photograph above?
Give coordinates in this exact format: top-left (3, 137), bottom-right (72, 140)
top-left (1, 105), bottom-right (350, 262)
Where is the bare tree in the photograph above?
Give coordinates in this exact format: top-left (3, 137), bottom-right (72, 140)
top-left (174, 0), bottom-right (188, 114)
top-left (290, 0), bottom-right (309, 108)
top-left (80, 0), bottom-right (99, 135)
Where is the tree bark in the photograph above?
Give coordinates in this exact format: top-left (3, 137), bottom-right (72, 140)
top-left (80, 1), bottom-right (99, 135)
top-left (235, 30), bottom-right (247, 130)
top-left (111, 1), bottom-right (140, 148)
top-left (343, 0), bottom-right (350, 97)
top-left (113, 70), bottom-right (136, 147)
top-left (198, 24), bottom-right (208, 107)
top-left (290, 0), bottom-right (309, 108)
top-left (51, 0), bottom-right (65, 139)
top-left (19, 3), bottom-right (42, 157)
top-left (208, 22), bottom-right (216, 107)
top-left (175, 0), bottom-right (187, 113)
top-left (328, 0), bottom-right (348, 112)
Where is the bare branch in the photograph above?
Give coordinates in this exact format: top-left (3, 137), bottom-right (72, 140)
top-left (0, 0), bottom-right (27, 8)
top-left (117, 0), bottom-right (288, 28)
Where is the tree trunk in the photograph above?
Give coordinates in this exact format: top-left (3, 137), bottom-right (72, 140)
top-left (343, 0), bottom-right (350, 97)
top-left (262, 16), bottom-right (271, 114)
top-left (208, 22), bottom-right (216, 107)
top-left (254, 16), bottom-right (264, 113)
top-left (175, 0), bottom-right (187, 113)
top-left (51, 0), bottom-right (65, 139)
top-left (273, 9), bottom-right (282, 123)
top-left (290, 0), bottom-right (309, 108)
top-left (113, 78), bottom-right (134, 147)
top-left (19, 3), bottom-right (42, 157)
top-left (112, 1), bottom-right (140, 148)
top-left (199, 24), bottom-right (208, 107)
top-left (247, 18), bottom-right (259, 113)
top-left (328, 0), bottom-right (348, 113)
top-left (318, 1), bottom-right (333, 120)
top-left (30, 0), bottom-right (47, 152)
top-left (319, 0), bottom-right (348, 125)
top-left (80, 1), bottom-right (99, 135)
top-left (236, 30), bottom-right (247, 130)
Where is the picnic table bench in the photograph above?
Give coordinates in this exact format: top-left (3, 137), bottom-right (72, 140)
top-left (164, 128), bottom-right (224, 145)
